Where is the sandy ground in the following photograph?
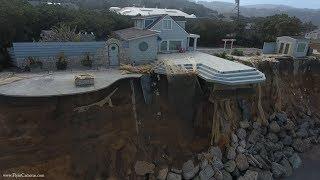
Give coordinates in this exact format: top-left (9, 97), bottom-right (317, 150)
top-left (286, 145), bottom-right (320, 180)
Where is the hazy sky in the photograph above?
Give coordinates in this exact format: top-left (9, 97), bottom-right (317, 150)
top-left (203, 0), bottom-right (320, 9)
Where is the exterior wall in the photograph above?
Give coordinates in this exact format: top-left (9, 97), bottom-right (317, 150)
top-left (292, 39), bottom-right (310, 58)
top-left (262, 42), bottom-right (276, 54)
top-left (10, 40), bottom-right (131, 70)
top-left (276, 37), bottom-right (310, 58)
top-left (126, 36), bottom-right (158, 64)
top-left (150, 16), bottom-right (189, 52)
top-left (276, 37), bottom-right (296, 57)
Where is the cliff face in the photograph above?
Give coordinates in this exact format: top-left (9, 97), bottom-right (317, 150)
top-left (0, 59), bottom-right (319, 179)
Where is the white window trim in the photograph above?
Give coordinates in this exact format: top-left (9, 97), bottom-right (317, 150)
top-left (162, 19), bottom-right (172, 30)
top-left (160, 40), bottom-right (183, 52)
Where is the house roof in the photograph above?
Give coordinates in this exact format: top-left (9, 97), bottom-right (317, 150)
top-left (110, 7), bottom-right (196, 18)
top-left (114, 27), bottom-right (158, 41)
top-left (145, 14), bottom-right (167, 29)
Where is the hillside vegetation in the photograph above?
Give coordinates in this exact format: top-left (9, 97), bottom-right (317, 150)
top-left (199, 1), bottom-right (320, 27)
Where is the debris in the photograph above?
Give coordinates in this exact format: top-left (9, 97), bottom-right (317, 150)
top-left (157, 167), bottom-right (168, 180)
top-left (134, 161), bottom-right (155, 176)
top-left (73, 88), bottom-right (118, 112)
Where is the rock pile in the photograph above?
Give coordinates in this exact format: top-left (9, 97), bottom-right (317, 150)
top-left (134, 112), bottom-right (320, 180)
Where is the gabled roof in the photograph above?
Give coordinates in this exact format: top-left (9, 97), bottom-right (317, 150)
top-left (114, 27), bottom-right (158, 41)
top-left (145, 14), bottom-right (167, 29)
top-left (147, 15), bottom-right (190, 36)
top-left (110, 7), bottom-right (196, 19)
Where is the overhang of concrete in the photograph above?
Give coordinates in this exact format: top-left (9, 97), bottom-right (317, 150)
top-left (155, 51), bottom-right (266, 86)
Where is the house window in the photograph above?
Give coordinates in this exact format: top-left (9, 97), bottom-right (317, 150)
top-left (161, 41), bottom-right (168, 51)
top-left (297, 43), bottom-right (306, 52)
top-left (169, 41), bottom-right (182, 51)
top-left (163, 20), bottom-right (172, 30)
top-left (135, 20), bottom-right (143, 29)
top-left (284, 43), bottom-right (290, 54)
top-left (139, 42), bottom-right (149, 52)
top-left (145, 19), bottom-right (154, 28)
top-left (279, 43), bottom-right (284, 53)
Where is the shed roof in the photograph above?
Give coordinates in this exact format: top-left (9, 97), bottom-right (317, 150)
top-left (114, 27), bottom-right (158, 41)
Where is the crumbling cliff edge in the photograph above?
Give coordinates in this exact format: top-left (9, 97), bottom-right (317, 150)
top-left (0, 59), bottom-right (319, 179)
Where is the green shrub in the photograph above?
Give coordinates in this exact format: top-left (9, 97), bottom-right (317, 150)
top-left (81, 53), bottom-right (92, 67)
top-left (215, 52), bottom-right (228, 59)
top-left (231, 49), bottom-right (244, 56)
top-left (56, 53), bottom-right (68, 70)
top-left (27, 56), bottom-right (43, 69)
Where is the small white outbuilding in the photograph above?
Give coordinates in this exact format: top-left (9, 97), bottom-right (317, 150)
top-left (276, 36), bottom-right (310, 58)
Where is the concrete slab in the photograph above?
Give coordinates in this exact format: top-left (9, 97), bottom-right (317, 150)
top-left (156, 51), bottom-right (266, 85)
top-left (0, 69), bottom-right (141, 97)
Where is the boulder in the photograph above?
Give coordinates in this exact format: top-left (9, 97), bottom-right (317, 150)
top-left (252, 122), bottom-right (261, 130)
top-left (238, 170), bottom-right (258, 180)
top-left (224, 160), bottom-right (236, 173)
top-left (240, 121), bottom-right (251, 129)
top-left (257, 170), bottom-right (273, 180)
top-left (273, 151), bottom-right (285, 162)
top-left (292, 138), bottom-right (311, 152)
top-left (285, 120), bottom-right (295, 130)
top-left (283, 147), bottom-right (294, 158)
top-left (269, 121), bottom-right (281, 133)
top-left (182, 160), bottom-right (198, 179)
top-left (237, 128), bottom-right (247, 140)
top-left (171, 168), bottom-right (182, 174)
top-left (271, 162), bottom-right (286, 178)
top-left (199, 165), bottom-right (214, 180)
top-left (280, 158), bottom-right (293, 177)
top-left (212, 158), bottom-right (224, 170)
top-left (296, 128), bottom-right (308, 138)
top-left (222, 170), bottom-right (233, 180)
top-left (236, 154), bottom-right (249, 171)
top-left (214, 169), bottom-right (223, 180)
top-left (158, 168), bottom-right (168, 180)
top-left (167, 172), bottom-right (181, 180)
top-left (240, 140), bottom-right (246, 148)
top-left (267, 133), bottom-right (279, 143)
top-left (248, 129), bottom-right (260, 144)
top-left (231, 133), bottom-right (239, 143)
top-left (227, 147), bottom-right (236, 160)
top-left (282, 135), bottom-right (293, 146)
top-left (237, 146), bottom-right (246, 154)
top-left (134, 161), bottom-right (155, 176)
top-left (200, 159), bottom-right (209, 170)
top-left (289, 153), bottom-right (302, 169)
top-left (208, 146), bottom-right (222, 160)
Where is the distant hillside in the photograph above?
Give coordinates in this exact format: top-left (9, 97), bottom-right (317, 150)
top-left (198, 1), bottom-right (320, 27)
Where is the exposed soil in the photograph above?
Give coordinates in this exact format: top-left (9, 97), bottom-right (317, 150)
top-left (0, 58), bottom-right (319, 179)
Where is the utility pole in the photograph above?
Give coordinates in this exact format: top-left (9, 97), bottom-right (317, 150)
top-left (235, 0), bottom-right (241, 34)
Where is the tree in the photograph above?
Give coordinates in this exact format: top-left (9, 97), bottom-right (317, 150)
top-left (40, 24), bottom-right (81, 42)
top-left (254, 14), bottom-right (303, 42)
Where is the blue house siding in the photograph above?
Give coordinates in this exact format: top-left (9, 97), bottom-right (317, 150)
top-left (12, 42), bottom-right (105, 58)
top-left (127, 36), bottom-right (158, 64)
top-left (11, 42), bottom-right (108, 69)
top-left (150, 16), bottom-right (189, 51)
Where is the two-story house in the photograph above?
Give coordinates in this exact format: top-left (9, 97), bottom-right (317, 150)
top-left (113, 14), bottom-right (200, 64)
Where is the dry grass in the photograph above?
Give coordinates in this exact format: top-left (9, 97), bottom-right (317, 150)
top-left (120, 64), bottom-right (154, 74)
top-left (156, 59), bottom-right (197, 75)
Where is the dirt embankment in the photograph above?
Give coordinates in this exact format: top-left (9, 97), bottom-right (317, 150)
top-left (0, 59), bottom-right (318, 179)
